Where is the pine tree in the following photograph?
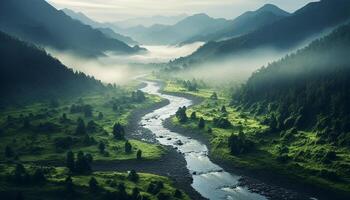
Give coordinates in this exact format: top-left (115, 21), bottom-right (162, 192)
top-left (75, 118), bottom-right (86, 135)
top-left (66, 151), bottom-right (75, 172)
top-left (125, 141), bottom-right (132, 153)
top-left (136, 149), bottom-right (142, 160)
top-left (198, 117), bottom-right (205, 129)
top-left (89, 177), bottom-right (99, 193)
top-left (113, 123), bottom-right (125, 140)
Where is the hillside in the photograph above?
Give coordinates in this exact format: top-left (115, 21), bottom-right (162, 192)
top-left (0, 31), bottom-right (105, 105)
top-left (183, 4), bottom-right (290, 44)
top-left (0, 0), bottom-right (139, 57)
top-left (179, 0), bottom-right (350, 64)
top-left (234, 22), bottom-right (350, 148)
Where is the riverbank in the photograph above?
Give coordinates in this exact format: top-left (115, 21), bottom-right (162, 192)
top-left (123, 81), bottom-right (206, 200)
top-left (160, 80), bottom-right (350, 200)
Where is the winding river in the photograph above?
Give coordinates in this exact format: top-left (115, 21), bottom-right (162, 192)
top-left (140, 81), bottom-right (267, 200)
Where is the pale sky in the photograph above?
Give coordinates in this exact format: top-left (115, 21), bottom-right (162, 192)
top-left (47, 0), bottom-right (318, 22)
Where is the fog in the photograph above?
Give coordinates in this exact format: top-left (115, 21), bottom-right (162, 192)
top-left (172, 48), bottom-right (291, 85)
top-left (169, 34), bottom-right (329, 85)
top-left (46, 42), bottom-right (203, 85)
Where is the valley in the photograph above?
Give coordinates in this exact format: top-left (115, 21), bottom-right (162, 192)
top-left (1, 0), bottom-right (350, 200)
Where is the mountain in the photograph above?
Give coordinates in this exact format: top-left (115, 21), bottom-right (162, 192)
top-left (179, 0), bottom-right (350, 64)
top-left (122, 13), bottom-right (232, 45)
top-left (62, 8), bottom-right (138, 45)
top-left (233, 23), bottom-right (350, 145)
top-left (61, 8), bottom-right (101, 28)
top-left (0, 31), bottom-right (105, 105)
top-left (0, 0), bottom-right (139, 57)
top-left (96, 27), bottom-right (138, 45)
top-left (183, 4), bottom-right (290, 44)
top-left (112, 14), bottom-right (188, 28)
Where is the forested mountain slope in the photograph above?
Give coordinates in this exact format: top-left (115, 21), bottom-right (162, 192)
top-left (233, 22), bottom-right (350, 146)
top-left (0, 31), bottom-right (105, 106)
top-left (0, 0), bottom-right (139, 56)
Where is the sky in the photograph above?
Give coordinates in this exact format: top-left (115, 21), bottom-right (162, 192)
top-left (48, 0), bottom-right (318, 22)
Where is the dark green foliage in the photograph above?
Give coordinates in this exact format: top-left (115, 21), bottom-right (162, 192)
top-left (176, 106), bottom-right (188, 123)
top-left (89, 177), bottom-right (99, 193)
top-left (128, 170), bottom-right (139, 182)
top-left (117, 183), bottom-right (128, 199)
top-left (66, 151), bottom-right (75, 172)
top-left (131, 187), bottom-right (141, 200)
top-left (221, 106), bottom-right (227, 113)
top-left (125, 141), bottom-right (132, 153)
top-left (174, 189), bottom-right (182, 198)
top-left (87, 120), bottom-right (97, 132)
top-left (60, 113), bottom-right (69, 123)
top-left (182, 80), bottom-right (198, 91)
top-left (113, 123), bottom-right (125, 140)
top-left (190, 112), bottom-right (197, 120)
top-left (228, 132), bottom-right (255, 155)
top-left (98, 141), bottom-right (106, 154)
top-left (65, 176), bottom-right (74, 194)
top-left (84, 105), bottom-right (93, 117)
top-left (32, 168), bottom-right (46, 184)
top-left (98, 112), bottom-right (104, 120)
top-left (75, 118), bottom-right (86, 135)
top-left (0, 31), bottom-right (106, 106)
top-left (132, 90), bottom-right (146, 102)
top-left (55, 137), bottom-right (74, 150)
top-left (147, 181), bottom-right (164, 195)
top-left (75, 151), bottom-right (92, 174)
top-left (83, 135), bottom-right (96, 146)
top-left (13, 163), bottom-right (29, 184)
top-left (207, 127), bottom-right (213, 133)
top-left (233, 23), bottom-right (350, 147)
top-left (157, 192), bottom-right (170, 200)
top-left (198, 117), bottom-right (205, 129)
top-left (5, 145), bottom-right (14, 158)
top-left (136, 149), bottom-right (142, 160)
top-left (213, 117), bottom-right (232, 129)
top-left (210, 92), bottom-right (218, 100)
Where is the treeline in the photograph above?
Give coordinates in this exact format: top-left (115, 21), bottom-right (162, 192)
top-left (0, 31), bottom-right (106, 106)
top-left (232, 23), bottom-right (350, 147)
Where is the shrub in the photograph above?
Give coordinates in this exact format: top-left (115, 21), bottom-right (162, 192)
top-left (136, 149), bottom-right (142, 160)
top-left (198, 117), bottom-right (205, 129)
top-left (89, 177), bottom-right (99, 193)
top-left (128, 170), bottom-right (139, 182)
top-left (125, 141), bottom-right (132, 153)
top-left (113, 123), bottom-right (125, 140)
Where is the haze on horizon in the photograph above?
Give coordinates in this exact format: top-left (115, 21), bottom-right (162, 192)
top-left (48, 0), bottom-right (318, 22)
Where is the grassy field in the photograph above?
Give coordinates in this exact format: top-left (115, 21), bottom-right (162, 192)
top-left (0, 164), bottom-right (190, 200)
top-left (164, 79), bottom-right (350, 195)
top-left (0, 88), bottom-right (165, 163)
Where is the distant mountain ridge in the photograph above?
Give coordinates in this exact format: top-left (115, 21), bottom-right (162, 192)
top-left (183, 4), bottom-right (290, 44)
top-left (112, 14), bottom-right (188, 28)
top-left (61, 8), bottom-right (138, 45)
top-left (177, 0), bottom-right (350, 65)
top-left (0, 0), bottom-right (140, 57)
top-left (120, 13), bottom-right (232, 45)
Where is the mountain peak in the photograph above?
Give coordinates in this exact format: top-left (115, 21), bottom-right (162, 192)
top-left (257, 4), bottom-right (290, 16)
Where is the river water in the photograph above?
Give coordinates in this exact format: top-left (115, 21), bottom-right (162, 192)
top-left (140, 81), bottom-right (267, 200)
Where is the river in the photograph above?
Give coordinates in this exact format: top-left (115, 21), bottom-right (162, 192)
top-left (140, 81), bottom-right (267, 200)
